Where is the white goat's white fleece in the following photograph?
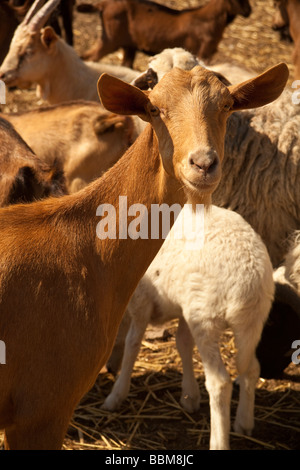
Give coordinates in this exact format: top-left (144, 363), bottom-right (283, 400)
top-left (104, 205), bottom-right (274, 450)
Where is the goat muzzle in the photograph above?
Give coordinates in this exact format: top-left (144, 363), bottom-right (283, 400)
top-left (188, 149), bottom-right (219, 178)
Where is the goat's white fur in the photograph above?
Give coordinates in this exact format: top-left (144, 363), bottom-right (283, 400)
top-left (104, 205), bottom-right (274, 450)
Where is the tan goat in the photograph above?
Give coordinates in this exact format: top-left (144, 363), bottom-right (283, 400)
top-left (0, 0), bottom-right (139, 104)
top-left (0, 63), bottom-right (288, 449)
top-left (2, 101), bottom-right (136, 193)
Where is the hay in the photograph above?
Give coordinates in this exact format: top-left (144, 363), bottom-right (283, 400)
top-left (61, 322), bottom-right (300, 451)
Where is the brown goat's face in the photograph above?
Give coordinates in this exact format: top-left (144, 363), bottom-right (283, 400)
top-left (148, 67), bottom-right (231, 203)
top-left (98, 62), bottom-right (289, 205)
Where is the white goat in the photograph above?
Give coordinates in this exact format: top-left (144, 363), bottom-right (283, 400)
top-left (0, 0), bottom-right (139, 104)
top-left (104, 205), bottom-right (274, 450)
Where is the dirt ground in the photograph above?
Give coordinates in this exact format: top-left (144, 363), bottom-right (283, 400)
top-left (0, 0), bottom-right (299, 452)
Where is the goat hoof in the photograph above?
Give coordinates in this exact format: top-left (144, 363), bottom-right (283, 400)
top-left (101, 397), bottom-right (119, 412)
top-left (180, 394), bottom-right (200, 413)
top-left (233, 420), bottom-right (253, 437)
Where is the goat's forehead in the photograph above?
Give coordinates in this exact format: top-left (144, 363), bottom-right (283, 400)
top-left (149, 66), bottom-right (230, 106)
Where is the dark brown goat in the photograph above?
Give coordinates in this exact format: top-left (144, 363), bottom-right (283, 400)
top-left (78, 0), bottom-right (252, 67)
top-left (0, 117), bottom-right (66, 206)
top-left (272, 0), bottom-right (300, 79)
top-left (0, 1), bottom-right (20, 65)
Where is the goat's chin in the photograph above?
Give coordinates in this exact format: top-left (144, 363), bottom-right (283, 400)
top-left (182, 177), bottom-right (219, 208)
top-left (6, 79), bottom-right (31, 89)
top-left (184, 188), bottom-right (212, 209)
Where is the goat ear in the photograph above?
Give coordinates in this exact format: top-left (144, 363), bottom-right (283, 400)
top-left (132, 68), bottom-right (159, 90)
top-left (8, 166), bottom-right (38, 204)
top-left (98, 74), bottom-right (151, 120)
top-left (228, 63), bottom-right (289, 110)
top-left (47, 162), bottom-right (67, 197)
top-left (41, 26), bottom-right (58, 49)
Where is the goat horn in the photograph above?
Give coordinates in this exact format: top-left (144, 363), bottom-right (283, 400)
top-left (23, 0), bottom-right (46, 25)
top-left (28, 0), bottom-right (61, 32)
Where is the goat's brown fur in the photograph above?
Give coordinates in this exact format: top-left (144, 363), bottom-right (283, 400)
top-left (78, 0), bottom-right (251, 67)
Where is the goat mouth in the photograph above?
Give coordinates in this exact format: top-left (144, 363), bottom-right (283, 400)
top-left (0, 74), bottom-right (17, 87)
top-left (181, 167), bottom-right (220, 193)
top-left (182, 176), bottom-right (219, 193)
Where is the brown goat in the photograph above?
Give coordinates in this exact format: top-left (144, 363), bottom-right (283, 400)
top-left (78, 0), bottom-right (252, 67)
top-left (0, 64), bottom-right (288, 449)
top-left (0, 116), bottom-right (66, 205)
top-left (273, 0), bottom-right (300, 79)
top-left (1, 101), bottom-right (136, 193)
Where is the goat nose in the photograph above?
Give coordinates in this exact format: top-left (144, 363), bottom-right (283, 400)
top-left (188, 150), bottom-right (219, 175)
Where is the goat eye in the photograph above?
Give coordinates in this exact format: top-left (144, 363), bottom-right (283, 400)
top-left (223, 104), bottom-right (231, 111)
top-left (150, 106), bottom-right (160, 116)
